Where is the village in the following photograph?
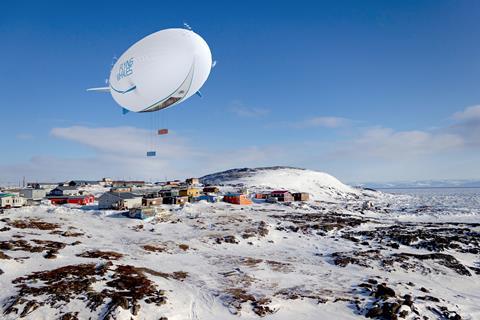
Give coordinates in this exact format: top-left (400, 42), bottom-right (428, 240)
top-left (0, 177), bottom-right (310, 220)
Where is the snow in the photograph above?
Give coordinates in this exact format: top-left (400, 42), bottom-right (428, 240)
top-left (0, 168), bottom-right (479, 319)
top-left (200, 167), bottom-right (360, 201)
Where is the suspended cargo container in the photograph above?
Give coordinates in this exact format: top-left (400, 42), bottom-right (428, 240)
top-left (158, 129), bottom-right (169, 135)
top-left (146, 151), bottom-right (156, 157)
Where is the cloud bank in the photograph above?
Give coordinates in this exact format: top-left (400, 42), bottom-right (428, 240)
top-left (1, 105), bottom-right (479, 184)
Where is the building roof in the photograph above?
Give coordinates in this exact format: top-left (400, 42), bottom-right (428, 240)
top-left (224, 193), bottom-right (242, 197)
top-left (0, 193), bottom-right (15, 198)
top-left (271, 190), bottom-right (290, 194)
top-left (107, 192), bottom-right (142, 199)
top-left (53, 186), bottom-right (78, 191)
top-left (69, 180), bottom-right (99, 184)
top-left (112, 180), bottom-right (145, 184)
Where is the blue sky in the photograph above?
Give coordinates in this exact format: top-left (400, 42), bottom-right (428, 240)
top-left (1, 0), bottom-right (480, 184)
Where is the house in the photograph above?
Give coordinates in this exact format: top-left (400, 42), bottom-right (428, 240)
top-left (27, 182), bottom-right (58, 192)
top-left (270, 190), bottom-right (294, 202)
top-left (143, 197), bottom-right (163, 206)
top-left (110, 186), bottom-right (132, 193)
top-left (159, 190), bottom-right (179, 198)
top-left (203, 186), bottom-right (220, 193)
top-left (49, 195), bottom-right (95, 205)
top-left (254, 193), bottom-right (269, 199)
top-left (48, 186), bottom-right (79, 197)
top-left (223, 193), bottom-right (252, 205)
top-left (185, 178), bottom-right (200, 185)
top-left (19, 188), bottom-right (47, 201)
top-left (293, 192), bottom-right (310, 201)
top-left (162, 196), bottom-right (188, 205)
top-left (0, 193), bottom-right (25, 208)
top-left (68, 180), bottom-right (99, 187)
top-left (194, 195), bottom-right (220, 203)
top-left (111, 180), bottom-right (145, 188)
top-left (98, 192), bottom-right (142, 210)
top-left (164, 180), bottom-right (181, 187)
top-left (100, 178), bottom-right (113, 186)
top-left (179, 188), bottom-right (201, 198)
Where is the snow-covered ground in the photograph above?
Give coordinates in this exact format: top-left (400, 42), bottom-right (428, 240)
top-left (0, 168), bottom-right (479, 320)
top-left (201, 167), bottom-right (362, 201)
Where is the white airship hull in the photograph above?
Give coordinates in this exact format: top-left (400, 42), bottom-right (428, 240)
top-left (108, 28), bottom-right (212, 113)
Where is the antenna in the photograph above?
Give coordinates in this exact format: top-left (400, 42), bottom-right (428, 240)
top-left (183, 22), bottom-right (192, 30)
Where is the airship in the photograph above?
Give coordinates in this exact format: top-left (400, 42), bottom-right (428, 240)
top-left (88, 28), bottom-right (212, 114)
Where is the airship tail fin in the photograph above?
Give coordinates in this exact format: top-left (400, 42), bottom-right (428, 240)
top-left (196, 91), bottom-right (202, 98)
top-left (86, 87), bottom-right (110, 93)
top-left (122, 108), bottom-right (130, 115)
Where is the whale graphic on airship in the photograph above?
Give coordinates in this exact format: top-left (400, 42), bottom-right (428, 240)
top-left (88, 28), bottom-right (213, 114)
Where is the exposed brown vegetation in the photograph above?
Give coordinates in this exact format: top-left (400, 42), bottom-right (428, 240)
top-left (143, 244), bottom-right (167, 253)
top-left (3, 263), bottom-right (177, 319)
top-left (0, 239), bottom-right (67, 258)
top-left (7, 219), bottom-right (60, 230)
top-left (178, 243), bottom-right (189, 251)
top-left (76, 250), bottom-right (124, 260)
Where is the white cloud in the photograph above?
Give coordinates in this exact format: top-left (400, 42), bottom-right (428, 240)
top-left (333, 126), bottom-right (464, 159)
top-left (452, 105), bottom-right (480, 122)
top-left (291, 116), bottom-right (350, 128)
top-left (50, 126), bottom-right (196, 159)
top-left (228, 101), bottom-right (270, 117)
top-left (2, 105), bottom-right (480, 185)
top-left (0, 126), bottom-right (290, 184)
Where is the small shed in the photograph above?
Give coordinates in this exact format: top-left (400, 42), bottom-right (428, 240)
top-left (223, 193), bottom-right (252, 205)
top-left (270, 190), bottom-right (294, 202)
top-left (293, 192), bottom-right (310, 201)
top-left (125, 207), bottom-right (158, 221)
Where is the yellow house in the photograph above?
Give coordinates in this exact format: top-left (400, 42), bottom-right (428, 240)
top-left (179, 188), bottom-right (201, 197)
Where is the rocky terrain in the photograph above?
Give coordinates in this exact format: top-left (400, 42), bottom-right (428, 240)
top-left (0, 168), bottom-right (479, 319)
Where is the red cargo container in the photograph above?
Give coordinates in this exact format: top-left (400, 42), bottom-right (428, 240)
top-left (158, 129), bottom-right (169, 135)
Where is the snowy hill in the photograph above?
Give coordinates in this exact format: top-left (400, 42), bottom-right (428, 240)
top-left (200, 166), bottom-right (360, 201)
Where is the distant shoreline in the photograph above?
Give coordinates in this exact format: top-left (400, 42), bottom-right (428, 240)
top-left (375, 186), bottom-right (480, 190)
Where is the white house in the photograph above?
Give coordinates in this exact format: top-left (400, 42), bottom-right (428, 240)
top-left (49, 186), bottom-right (79, 197)
top-left (0, 193), bottom-right (25, 208)
top-left (98, 192), bottom-right (142, 210)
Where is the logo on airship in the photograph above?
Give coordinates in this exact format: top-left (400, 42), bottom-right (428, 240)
top-left (116, 58), bottom-right (134, 81)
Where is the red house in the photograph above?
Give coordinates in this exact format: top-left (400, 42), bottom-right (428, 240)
top-left (49, 195), bottom-right (95, 205)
